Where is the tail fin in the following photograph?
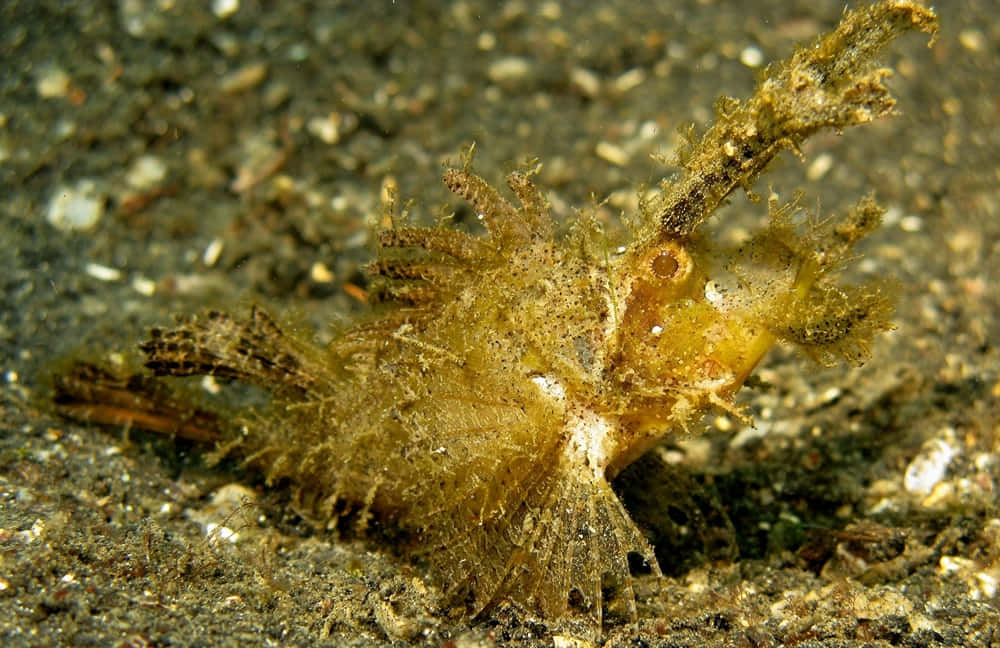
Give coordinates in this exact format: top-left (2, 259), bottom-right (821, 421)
top-left (140, 306), bottom-right (325, 398)
top-left (52, 362), bottom-right (221, 443)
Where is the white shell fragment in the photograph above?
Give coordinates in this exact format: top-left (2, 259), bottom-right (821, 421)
top-left (46, 180), bottom-right (105, 231)
top-left (212, 0), bottom-right (239, 19)
top-left (125, 154), bottom-right (167, 190)
top-left (904, 436), bottom-right (959, 495)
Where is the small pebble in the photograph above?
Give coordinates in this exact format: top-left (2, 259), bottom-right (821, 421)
top-left (53, 119), bottom-right (76, 140)
top-left (611, 68), bottom-right (645, 94)
top-left (212, 0), bottom-right (239, 19)
top-left (487, 57), bottom-right (532, 88)
top-left (939, 555), bottom-right (974, 574)
top-left (957, 28), bottom-right (986, 53)
top-left (119, 0), bottom-right (168, 38)
top-left (307, 113), bottom-right (354, 144)
top-left (539, 2), bottom-right (562, 20)
top-left (36, 64), bottom-right (70, 99)
top-left (477, 31), bottom-right (496, 51)
top-left (806, 153), bottom-right (834, 181)
top-left (201, 375), bottom-right (221, 395)
top-left (220, 62), bottom-right (268, 94)
top-left (977, 570), bottom-right (999, 598)
top-left (85, 263), bottom-right (122, 282)
top-left (212, 482), bottom-right (257, 507)
top-left (904, 436), bottom-right (958, 495)
top-left (819, 386), bottom-right (841, 404)
top-left (211, 31), bottom-right (240, 58)
top-left (47, 180), bottom-right (105, 231)
top-left (595, 141), bottom-right (629, 167)
top-left (311, 262), bottom-right (334, 283)
top-left (203, 238), bottom-right (224, 266)
top-left (132, 276), bottom-right (156, 296)
top-left (569, 67), bottom-right (601, 98)
top-left (899, 215), bottom-right (923, 232)
top-left (262, 80), bottom-right (291, 109)
top-left (125, 154), bottom-right (167, 190)
top-left (739, 45), bottom-right (764, 68)
top-left (638, 120), bottom-right (659, 140)
top-left (205, 522), bottom-right (239, 543)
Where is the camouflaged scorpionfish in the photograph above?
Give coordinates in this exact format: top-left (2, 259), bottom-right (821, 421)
top-left (56, 0), bottom-right (937, 633)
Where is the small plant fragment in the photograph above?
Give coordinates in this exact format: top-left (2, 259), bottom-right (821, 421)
top-left (54, 0), bottom-right (937, 634)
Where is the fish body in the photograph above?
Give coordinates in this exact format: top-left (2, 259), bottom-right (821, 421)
top-left (136, 171), bottom-right (893, 625)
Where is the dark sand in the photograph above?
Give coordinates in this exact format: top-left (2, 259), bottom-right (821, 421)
top-left (2, 1), bottom-right (998, 645)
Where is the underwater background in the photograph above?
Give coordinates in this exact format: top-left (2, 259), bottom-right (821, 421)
top-left (1, 1), bottom-right (998, 645)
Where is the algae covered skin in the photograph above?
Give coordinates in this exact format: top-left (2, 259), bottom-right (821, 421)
top-left (55, 0), bottom-right (936, 632)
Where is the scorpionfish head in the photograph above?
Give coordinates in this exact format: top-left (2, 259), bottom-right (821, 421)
top-left (608, 201), bottom-right (894, 457)
top-left (610, 235), bottom-right (777, 416)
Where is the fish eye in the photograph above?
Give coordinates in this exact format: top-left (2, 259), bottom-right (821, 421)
top-left (650, 251), bottom-right (679, 278)
top-left (646, 242), bottom-right (691, 282)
